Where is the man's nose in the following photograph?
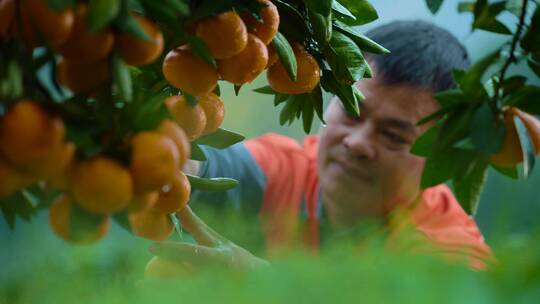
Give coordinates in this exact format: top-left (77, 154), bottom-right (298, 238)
top-left (342, 125), bottom-right (376, 160)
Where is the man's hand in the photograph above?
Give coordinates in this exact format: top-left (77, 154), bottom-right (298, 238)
top-left (149, 206), bottom-right (269, 272)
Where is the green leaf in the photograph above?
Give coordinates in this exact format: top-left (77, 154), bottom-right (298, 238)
top-left (187, 0), bottom-right (230, 21)
top-left (87, 0), bottom-right (121, 32)
top-left (112, 54), bottom-right (133, 103)
top-left (190, 143), bottom-right (207, 161)
top-left (114, 9), bottom-right (151, 41)
top-left (0, 191), bottom-right (39, 230)
top-left (253, 85), bottom-right (278, 95)
top-left (273, 0), bottom-right (310, 42)
top-left (460, 50), bottom-right (500, 97)
top-left (274, 93), bottom-right (289, 106)
top-left (302, 97), bottom-right (315, 133)
top-left (127, 0), bottom-right (144, 12)
top-left (186, 174), bottom-right (239, 192)
top-left (66, 127), bottom-right (103, 158)
top-left (324, 30), bottom-right (368, 83)
top-left (333, 21), bottom-right (389, 54)
top-left (332, 1), bottom-right (356, 20)
top-left (514, 116), bottom-right (536, 178)
top-left (138, 0), bottom-right (183, 29)
top-left (112, 210), bottom-right (133, 235)
top-left (416, 102), bottom-right (462, 126)
top-left (46, 0), bottom-right (76, 11)
top-left (410, 122), bottom-right (441, 157)
top-left (279, 95), bottom-right (303, 126)
top-left (521, 6), bottom-right (540, 52)
top-left (470, 103), bottom-right (505, 154)
top-left (436, 107), bottom-right (475, 151)
top-left (457, 2), bottom-right (474, 13)
top-left (473, 1), bottom-right (512, 35)
top-left (166, 0), bottom-right (189, 15)
top-left (434, 89), bottom-right (466, 108)
top-left (507, 86), bottom-right (540, 114)
top-left (6, 60), bottom-right (23, 99)
top-left (130, 91), bottom-right (171, 131)
top-left (453, 158), bottom-right (488, 214)
top-left (421, 148), bottom-right (460, 188)
top-left (187, 36), bottom-right (217, 68)
top-left (425, 0), bottom-right (444, 14)
top-left (491, 163), bottom-right (519, 179)
top-left (310, 86), bottom-right (325, 123)
top-left (453, 150), bottom-right (480, 181)
top-left (194, 128), bottom-right (245, 149)
top-left (271, 32), bottom-right (297, 81)
top-left (501, 76), bottom-right (527, 97)
top-left (333, 0), bottom-right (378, 26)
top-left (320, 70), bottom-right (360, 117)
top-left (454, 136), bottom-right (476, 150)
top-left (304, 0), bottom-right (334, 16)
top-left (214, 83), bottom-right (221, 97)
top-left (505, 0), bottom-right (523, 17)
top-left (234, 85), bottom-right (242, 96)
top-left (309, 11), bottom-right (333, 47)
top-left (528, 59), bottom-right (540, 78)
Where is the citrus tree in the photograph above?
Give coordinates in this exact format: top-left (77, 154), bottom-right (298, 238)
top-left (0, 0), bottom-right (539, 246)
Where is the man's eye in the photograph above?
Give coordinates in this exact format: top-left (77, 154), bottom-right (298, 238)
top-left (383, 131), bottom-right (407, 144)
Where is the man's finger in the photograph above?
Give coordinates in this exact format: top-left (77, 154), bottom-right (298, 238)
top-left (149, 241), bottom-right (227, 265)
top-left (176, 206), bottom-right (227, 247)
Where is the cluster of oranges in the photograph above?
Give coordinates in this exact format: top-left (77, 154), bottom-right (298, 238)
top-left (162, 0), bottom-right (321, 98)
top-left (0, 99), bottom-right (211, 244)
top-left (0, 0), bottom-right (164, 94)
top-left (0, 0), bottom-right (232, 244)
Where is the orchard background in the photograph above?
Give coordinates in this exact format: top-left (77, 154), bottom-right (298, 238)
top-left (1, 0), bottom-right (540, 302)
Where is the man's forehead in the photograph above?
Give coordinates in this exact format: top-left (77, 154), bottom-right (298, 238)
top-left (357, 78), bottom-right (439, 126)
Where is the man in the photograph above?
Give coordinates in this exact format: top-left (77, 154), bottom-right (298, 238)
top-left (149, 20), bottom-right (492, 272)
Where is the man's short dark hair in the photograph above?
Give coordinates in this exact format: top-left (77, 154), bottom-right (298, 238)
top-left (365, 20), bottom-right (470, 92)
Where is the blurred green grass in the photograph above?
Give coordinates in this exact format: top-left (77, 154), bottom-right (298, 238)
top-left (1, 205), bottom-right (539, 304)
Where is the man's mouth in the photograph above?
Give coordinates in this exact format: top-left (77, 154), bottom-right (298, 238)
top-left (331, 157), bottom-right (374, 183)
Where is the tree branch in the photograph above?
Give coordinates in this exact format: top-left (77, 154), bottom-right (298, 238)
top-left (494, 0), bottom-right (529, 106)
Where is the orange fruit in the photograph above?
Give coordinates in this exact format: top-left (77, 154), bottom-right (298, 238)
top-left (130, 132), bottom-right (180, 193)
top-left (266, 44), bottom-right (278, 68)
top-left (0, 101), bottom-right (65, 171)
top-left (198, 93), bottom-right (225, 135)
top-left (0, 0), bottom-right (15, 40)
top-left (267, 43), bottom-right (321, 94)
top-left (165, 95), bottom-right (208, 141)
top-left (491, 107), bottom-right (540, 167)
top-left (56, 57), bottom-right (110, 94)
top-left (128, 191), bottom-right (159, 212)
top-left (162, 45), bottom-right (219, 96)
top-left (157, 120), bottom-right (191, 169)
top-left (128, 207), bottom-right (175, 241)
top-left (242, 0), bottom-right (280, 45)
top-left (71, 156), bottom-right (133, 214)
top-left (0, 157), bottom-right (31, 199)
top-left (217, 34), bottom-right (268, 84)
top-left (144, 256), bottom-right (193, 279)
top-left (35, 142), bottom-right (75, 185)
top-left (116, 14), bottom-right (164, 66)
top-left (18, 0), bottom-right (74, 48)
top-left (195, 11), bottom-right (248, 59)
top-left (155, 171), bottom-right (191, 213)
top-left (57, 4), bottom-right (114, 64)
top-left (49, 194), bottom-right (110, 244)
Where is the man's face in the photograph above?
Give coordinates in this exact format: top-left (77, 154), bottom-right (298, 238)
top-left (317, 76), bottom-right (439, 217)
